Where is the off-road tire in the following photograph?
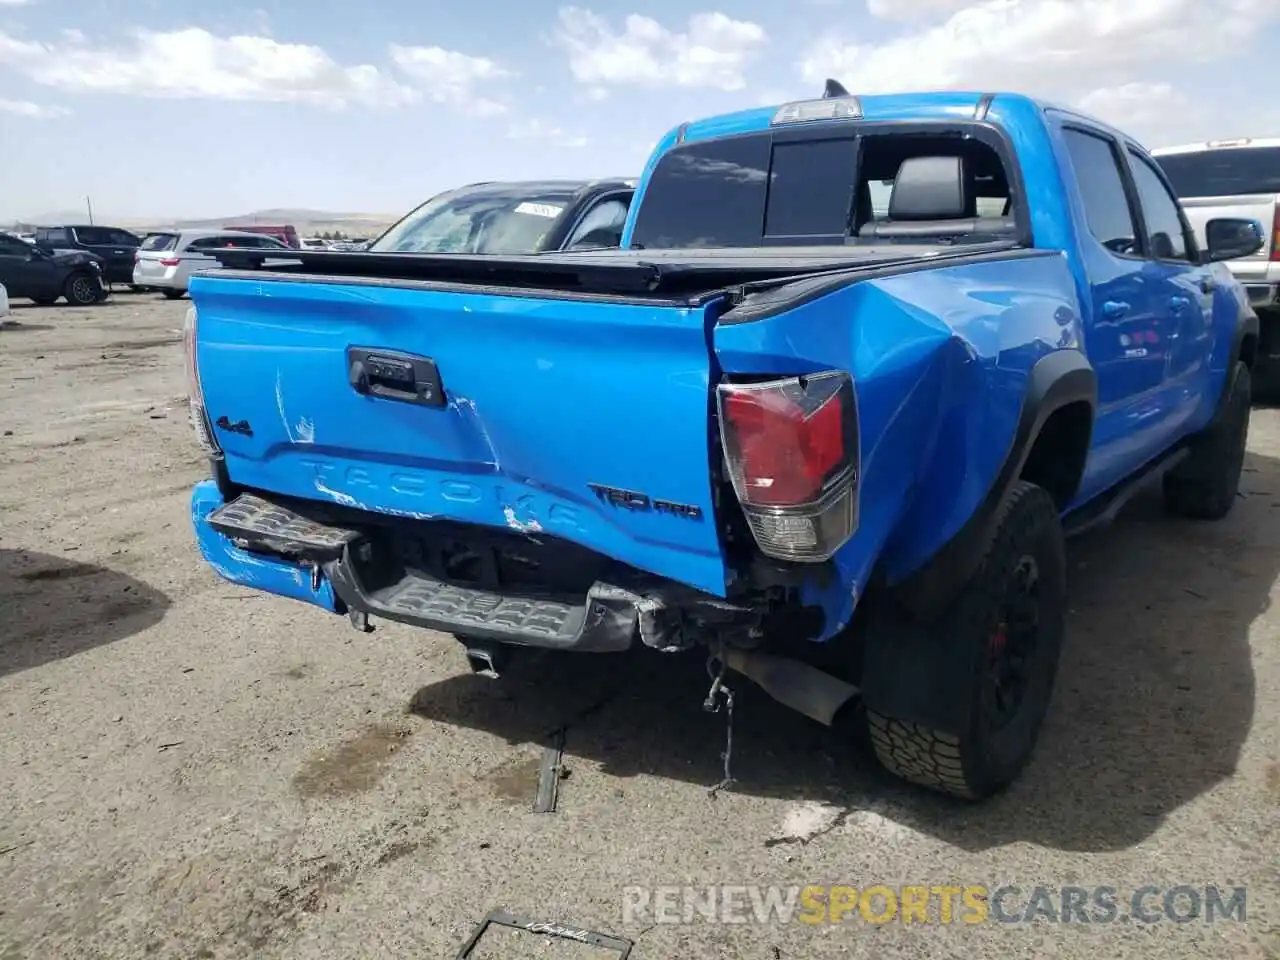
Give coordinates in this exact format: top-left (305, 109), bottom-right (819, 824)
top-left (162, 289), bottom-right (186, 301)
top-left (866, 481), bottom-right (1066, 800)
top-left (1163, 361), bottom-right (1250, 520)
top-left (63, 271), bottom-right (100, 306)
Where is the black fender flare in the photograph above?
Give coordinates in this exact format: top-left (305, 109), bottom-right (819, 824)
top-left (861, 349), bottom-right (1096, 734)
top-left (1228, 308), bottom-right (1259, 376)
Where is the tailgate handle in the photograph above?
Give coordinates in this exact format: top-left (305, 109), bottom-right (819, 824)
top-left (347, 347), bottom-right (445, 408)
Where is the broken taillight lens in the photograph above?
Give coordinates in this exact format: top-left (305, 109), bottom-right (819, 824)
top-left (183, 305), bottom-right (221, 458)
top-left (717, 371), bottom-right (859, 562)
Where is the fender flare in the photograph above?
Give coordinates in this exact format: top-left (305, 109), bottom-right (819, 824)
top-left (1228, 308), bottom-right (1259, 377)
top-left (861, 349), bottom-right (1096, 734)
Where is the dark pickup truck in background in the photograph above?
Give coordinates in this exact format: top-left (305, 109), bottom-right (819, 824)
top-left (369, 178), bottom-right (637, 255)
top-left (183, 88), bottom-right (1263, 801)
top-left (33, 224), bottom-right (140, 287)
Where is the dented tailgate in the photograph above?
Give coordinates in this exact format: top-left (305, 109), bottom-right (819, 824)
top-left (190, 275), bottom-right (729, 597)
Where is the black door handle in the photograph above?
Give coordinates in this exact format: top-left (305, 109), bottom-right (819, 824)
top-left (347, 347), bottom-right (445, 407)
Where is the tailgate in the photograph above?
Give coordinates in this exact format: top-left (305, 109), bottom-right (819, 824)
top-left (190, 275), bottom-right (729, 597)
top-left (1180, 195), bottom-right (1276, 276)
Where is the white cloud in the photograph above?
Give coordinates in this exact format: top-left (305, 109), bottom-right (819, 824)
top-left (506, 118), bottom-right (588, 148)
top-left (801, 0), bottom-right (1279, 97)
top-left (1075, 83), bottom-right (1196, 140)
top-left (388, 44), bottom-right (512, 115)
top-left (0, 27), bottom-right (418, 107)
top-left (0, 0), bottom-right (37, 6)
top-left (0, 98), bottom-right (66, 118)
top-left (866, 0), bottom-right (973, 20)
top-left (551, 8), bottom-right (767, 92)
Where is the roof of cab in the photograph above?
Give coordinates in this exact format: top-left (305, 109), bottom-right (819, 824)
top-left (671, 90), bottom-right (1130, 147)
top-left (455, 178), bottom-right (637, 197)
top-left (1150, 136), bottom-right (1280, 156)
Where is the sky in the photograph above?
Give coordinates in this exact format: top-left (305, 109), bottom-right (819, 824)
top-left (2, 0), bottom-right (1279, 221)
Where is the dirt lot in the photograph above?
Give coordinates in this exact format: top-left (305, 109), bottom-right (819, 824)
top-left (1, 294), bottom-right (1278, 959)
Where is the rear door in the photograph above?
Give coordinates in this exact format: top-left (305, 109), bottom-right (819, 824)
top-left (1057, 124), bottom-right (1178, 492)
top-left (106, 228), bottom-right (141, 282)
top-left (134, 232), bottom-right (180, 282)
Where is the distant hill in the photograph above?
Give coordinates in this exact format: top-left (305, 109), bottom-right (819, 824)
top-left (7, 208), bottom-right (399, 238)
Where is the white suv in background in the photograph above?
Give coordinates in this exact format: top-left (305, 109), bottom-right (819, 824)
top-left (1153, 138), bottom-right (1280, 394)
top-left (132, 229), bottom-right (293, 300)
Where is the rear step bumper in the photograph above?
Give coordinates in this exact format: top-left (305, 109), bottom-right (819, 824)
top-left (192, 482), bottom-right (648, 652)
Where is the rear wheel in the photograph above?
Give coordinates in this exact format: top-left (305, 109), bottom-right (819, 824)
top-left (161, 289), bottom-right (186, 300)
top-left (866, 481), bottom-right (1066, 800)
top-left (63, 272), bottom-right (100, 306)
top-left (1163, 361), bottom-right (1250, 520)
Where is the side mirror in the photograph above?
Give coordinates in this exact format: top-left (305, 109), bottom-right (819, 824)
top-left (1204, 217), bottom-right (1265, 263)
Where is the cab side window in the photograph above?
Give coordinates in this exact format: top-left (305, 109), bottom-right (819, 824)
top-left (1061, 128), bottom-right (1140, 257)
top-left (1126, 149), bottom-right (1195, 262)
top-left (566, 198), bottom-right (630, 248)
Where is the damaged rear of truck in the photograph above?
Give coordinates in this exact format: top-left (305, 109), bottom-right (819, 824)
top-left (187, 90), bottom-right (1256, 800)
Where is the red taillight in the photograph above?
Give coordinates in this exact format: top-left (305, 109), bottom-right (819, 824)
top-left (159, 257), bottom-right (180, 267)
top-left (1271, 206), bottom-right (1280, 262)
top-left (717, 372), bottom-right (859, 562)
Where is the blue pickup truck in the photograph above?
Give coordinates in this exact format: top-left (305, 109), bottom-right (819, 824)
top-left (185, 88), bottom-right (1265, 800)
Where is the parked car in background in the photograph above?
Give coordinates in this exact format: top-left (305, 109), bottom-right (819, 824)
top-left (32, 225), bottom-right (140, 287)
top-left (301, 237), bottom-right (330, 250)
top-left (0, 231), bottom-right (105, 305)
top-left (0, 281), bottom-right (9, 319)
top-left (222, 223), bottom-right (301, 249)
top-left (1153, 138), bottom-right (1280, 396)
top-left (133, 229), bottom-right (293, 299)
top-left (370, 178), bottom-right (636, 255)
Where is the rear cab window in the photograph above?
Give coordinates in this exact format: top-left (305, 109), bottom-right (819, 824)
top-left (1155, 145), bottom-right (1280, 198)
top-left (628, 122), bottom-right (1019, 249)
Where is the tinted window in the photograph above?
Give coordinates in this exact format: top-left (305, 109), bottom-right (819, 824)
top-left (1062, 129), bottom-right (1139, 256)
top-left (72, 227), bottom-right (113, 245)
top-left (1155, 146), bottom-right (1280, 197)
top-left (140, 233), bottom-right (178, 251)
top-left (372, 187), bottom-right (576, 255)
top-left (185, 235), bottom-right (242, 251)
top-left (630, 135), bottom-right (770, 248)
top-left (36, 227), bottom-right (68, 245)
top-left (764, 136), bottom-right (857, 242)
top-left (109, 229), bottom-right (140, 246)
top-left (565, 197), bottom-right (630, 248)
top-left (1127, 150), bottom-right (1191, 261)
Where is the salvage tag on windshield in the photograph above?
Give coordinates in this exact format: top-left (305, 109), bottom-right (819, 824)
top-left (514, 202), bottom-right (564, 218)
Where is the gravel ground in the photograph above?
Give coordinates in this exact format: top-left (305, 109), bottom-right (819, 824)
top-left (1, 294), bottom-right (1278, 960)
